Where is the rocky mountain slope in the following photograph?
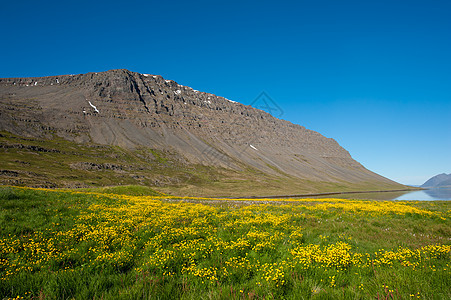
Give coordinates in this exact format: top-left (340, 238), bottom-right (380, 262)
top-left (421, 173), bottom-right (451, 188)
top-left (0, 69), bottom-right (403, 195)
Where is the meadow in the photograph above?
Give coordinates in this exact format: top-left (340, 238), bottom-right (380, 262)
top-left (0, 186), bottom-right (449, 299)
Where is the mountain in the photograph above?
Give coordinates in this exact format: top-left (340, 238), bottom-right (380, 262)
top-left (0, 69), bottom-right (403, 196)
top-left (421, 173), bottom-right (451, 188)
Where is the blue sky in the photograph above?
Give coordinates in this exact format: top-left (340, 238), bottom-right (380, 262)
top-left (1, 0), bottom-right (450, 185)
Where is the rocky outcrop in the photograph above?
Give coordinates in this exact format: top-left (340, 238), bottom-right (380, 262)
top-left (0, 69), bottom-right (400, 185)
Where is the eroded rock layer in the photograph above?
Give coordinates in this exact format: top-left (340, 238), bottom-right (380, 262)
top-left (0, 69), bottom-right (398, 185)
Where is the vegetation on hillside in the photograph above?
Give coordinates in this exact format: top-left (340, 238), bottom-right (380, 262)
top-left (0, 131), bottom-right (405, 197)
top-left (0, 186), bottom-right (449, 299)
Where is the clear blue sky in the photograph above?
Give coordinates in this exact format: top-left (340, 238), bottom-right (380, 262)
top-left (1, 0), bottom-right (450, 185)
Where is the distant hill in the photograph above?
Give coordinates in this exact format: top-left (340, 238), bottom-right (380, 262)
top-left (421, 173), bottom-right (451, 188)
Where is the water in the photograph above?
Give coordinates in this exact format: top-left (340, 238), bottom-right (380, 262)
top-left (311, 187), bottom-right (451, 201)
top-left (393, 187), bottom-right (451, 201)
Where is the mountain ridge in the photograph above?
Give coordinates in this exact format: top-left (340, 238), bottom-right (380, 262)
top-left (0, 69), bottom-right (403, 195)
top-left (421, 173), bottom-right (451, 188)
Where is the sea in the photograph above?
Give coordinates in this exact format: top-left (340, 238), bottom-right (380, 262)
top-left (312, 187), bottom-right (451, 201)
top-left (393, 187), bottom-right (451, 201)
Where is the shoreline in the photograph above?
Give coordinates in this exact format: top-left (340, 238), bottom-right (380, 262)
top-left (226, 188), bottom-right (422, 200)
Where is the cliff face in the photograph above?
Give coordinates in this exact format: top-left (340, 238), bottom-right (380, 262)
top-left (0, 69), bottom-right (399, 186)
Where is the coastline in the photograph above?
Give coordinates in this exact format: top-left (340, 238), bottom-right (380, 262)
top-left (228, 188), bottom-right (423, 199)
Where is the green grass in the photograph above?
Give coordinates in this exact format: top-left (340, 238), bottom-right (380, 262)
top-left (75, 185), bottom-right (165, 196)
top-left (0, 131), bottom-right (220, 190)
top-left (0, 186), bottom-right (449, 299)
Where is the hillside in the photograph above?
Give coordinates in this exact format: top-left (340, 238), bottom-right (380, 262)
top-left (0, 69), bottom-right (403, 196)
top-left (422, 173), bottom-right (451, 188)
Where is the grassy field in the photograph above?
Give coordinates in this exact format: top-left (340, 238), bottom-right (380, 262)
top-left (0, 186), bottom-right (449, 299)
